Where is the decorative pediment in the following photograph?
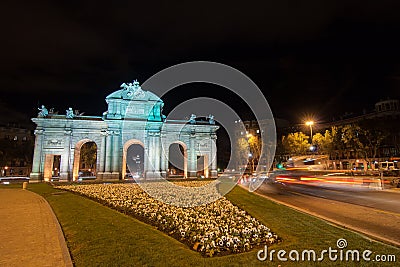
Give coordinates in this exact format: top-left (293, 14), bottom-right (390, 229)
top-left (104, 80), bottom-right (164, 121)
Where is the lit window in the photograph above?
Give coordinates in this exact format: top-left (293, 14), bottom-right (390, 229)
top-left (13, 136), bottom-right (18, 141)
top-left (256, 130), bottom-right (260, 133)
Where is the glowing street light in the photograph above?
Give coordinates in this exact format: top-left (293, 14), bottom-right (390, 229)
top-left (305, 121), bottom-right (314, 142)
top-left (248, 153), bottom-right (255, 173)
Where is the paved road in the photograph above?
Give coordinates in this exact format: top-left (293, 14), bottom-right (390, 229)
top-left (254, 182), bottom-right (400, 247)
top-left (0, 189), bottom-right (72, 267)
top-left (277, 183), bottom-right (400, 213)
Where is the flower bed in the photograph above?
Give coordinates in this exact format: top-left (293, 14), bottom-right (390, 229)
top-left (55, 182), bottom-right (280, 257)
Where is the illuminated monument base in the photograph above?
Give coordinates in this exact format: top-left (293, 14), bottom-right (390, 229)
top-left (30, 81), bottom-right (218, 182)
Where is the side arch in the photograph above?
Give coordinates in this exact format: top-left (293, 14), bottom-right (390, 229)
top-left (122, 139), bottom-right (145, 178)
top-left (72, 139), bottom-right (98, 181)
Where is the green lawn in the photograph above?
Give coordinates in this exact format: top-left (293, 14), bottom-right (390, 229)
top-left (24, 183), bottom-right (399, 267)
top-left (0, 183), bottom-right (26, 189)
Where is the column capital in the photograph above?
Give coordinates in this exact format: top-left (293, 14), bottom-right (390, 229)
top-left (147, 130), bottom-right (160, 137)
top-left (101, 130), bottom-right (112, 136)
top-left (34, 129), bottom-right (44, 135)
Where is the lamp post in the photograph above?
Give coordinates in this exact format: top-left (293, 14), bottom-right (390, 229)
top-left (305, 121), bottom-right (314, 143)
top-left (246, 133), bottom-right (254, 173)
top-left (248, 153), bottom-right (254, 173)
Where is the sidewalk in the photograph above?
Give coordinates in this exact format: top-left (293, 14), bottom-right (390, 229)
top-left (0, 188), bottom-right (73, 267)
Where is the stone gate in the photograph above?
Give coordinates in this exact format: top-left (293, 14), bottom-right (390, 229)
top-left (30, 81), bottom-right (218, 181)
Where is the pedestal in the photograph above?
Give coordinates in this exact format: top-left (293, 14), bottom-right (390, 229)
top-left (59, 172), bottom-right (70, 182)
top-left (97, 172), bottom-right (104, 180)
top-left (101, 172), bottom-right (114, 181)
top-left (29, 172), bottom-right (42, 183)
top-left (145, 171), bottom-right (162, 179)
top-left (188, 171), bottom-right (197, 178)
top-left (111, 172), bottom-right (120, 180)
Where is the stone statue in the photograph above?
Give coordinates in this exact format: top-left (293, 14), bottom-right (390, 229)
top-left (38, 105), bottom-right (48, 117)
top-left (132, 79), bottom-right (140, 89)
top-left (120, 82), bottom-right (129, 90)
top-left (189, 114), bottom-right (196, 124)
top-left (66, 107), bottom-right (74, 119)
top-left (208, 114), bottom-right (215, 124)
top-left (121, 79), bottom-right (145, 98)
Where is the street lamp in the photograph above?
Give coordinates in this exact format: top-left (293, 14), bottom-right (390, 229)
top-left (246, 134), bottom-right (254, 172)
top-left (305, 121), bottom-right (314, 142)
top-left (248, 153), bottom-right (254, 173)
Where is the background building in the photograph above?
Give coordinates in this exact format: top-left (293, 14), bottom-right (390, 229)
top-left (0, 124), bottom-right (34, 176)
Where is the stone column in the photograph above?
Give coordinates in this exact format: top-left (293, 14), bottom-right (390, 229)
top-left (154, 132), bottom-right (161, 175)
top-left (111, 130), bottom-right (120, 180)
top-left (144, 133), bottom-right (150, 179)
top-left (147, 132), bottom-right (155, 178)
top-left (210, 134), bottom-right (218, 178)
top-left (160, 133), bottom-right (167, 177)
top-left (104, 130), bottom-right (112, 178)
top-left (145, 131), bottom-right (162, 179)
top-left (188, 131), bottom-right (197, 177)
top-left (60, 129), bottom-right (72, 181)
top-left (30, 129), bottom-right (45, 182)
top-left (97, 130), bottom-right (107, 180)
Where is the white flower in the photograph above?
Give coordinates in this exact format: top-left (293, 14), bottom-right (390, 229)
top-left (56, 182), bottom-right (279, 256)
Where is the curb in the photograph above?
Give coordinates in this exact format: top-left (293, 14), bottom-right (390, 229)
top-left (384, 188), bottom-right (400, 194)
top-left (26, 190), bottom-right (74, 267)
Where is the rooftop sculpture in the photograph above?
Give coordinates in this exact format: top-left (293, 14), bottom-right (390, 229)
top-left (38, 105), bottom-right (48, 118)
top-left (120, 79), bottom-right (145, 98)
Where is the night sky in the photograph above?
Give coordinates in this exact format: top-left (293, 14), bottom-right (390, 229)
top-left (2, 1), bottom-right (400, 128)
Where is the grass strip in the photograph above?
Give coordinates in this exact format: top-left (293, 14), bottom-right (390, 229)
top-left (24, 183), bottom-right (400, 266)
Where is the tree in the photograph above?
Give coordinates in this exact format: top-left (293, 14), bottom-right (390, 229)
top-left (282, 132), bottom-right (310, 156)
top-left (312, 130), bottom-right (334, 158)
top-left (248, 134), bottom-right (263, 172)
top-left (248, 135), bottom-right (261, 160)
top-left (357, 120), bottom-right (388, 165)
top-left (234, 137), bottom-right (250, 171)
top-left (339, 124), bottom-right (364, 160)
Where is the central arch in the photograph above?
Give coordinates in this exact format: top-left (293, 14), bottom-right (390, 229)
top-left (168, 141), bottom-right (188, 178)
top-left (122, 139), bottom-right (145, 178)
